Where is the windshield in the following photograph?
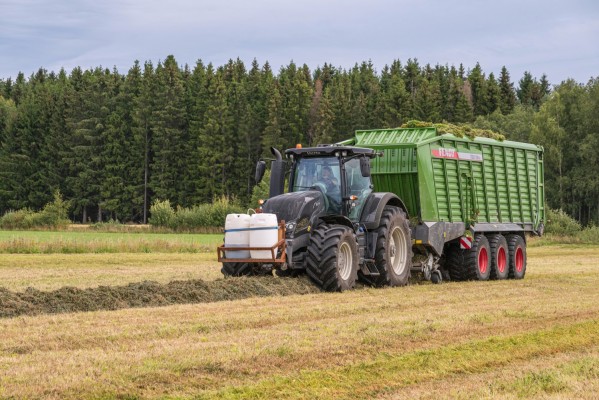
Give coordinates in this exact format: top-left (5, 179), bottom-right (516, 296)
top-left (291, 155), bottom-right (373, 219)
top-left (292, 157), bottom-right (342, 213)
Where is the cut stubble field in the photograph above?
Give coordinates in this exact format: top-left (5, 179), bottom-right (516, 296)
top-left (0, 231), bottom-right (598, 399)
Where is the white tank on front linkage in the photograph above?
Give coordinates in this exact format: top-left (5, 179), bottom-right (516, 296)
top-left (250, 213), bottom-right (279, 259)
top-left (224, 214), bottom-right (251, 259)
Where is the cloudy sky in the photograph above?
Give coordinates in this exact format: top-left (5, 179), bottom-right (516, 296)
top-left (1, 0), bottom-right (598, 85)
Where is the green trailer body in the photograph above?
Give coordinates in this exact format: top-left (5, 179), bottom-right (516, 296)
top-left (341, 127), bottom-right (545, 255)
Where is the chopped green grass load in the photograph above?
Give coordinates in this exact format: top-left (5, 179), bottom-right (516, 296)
top-left (401, 120), bottom-right (506, 141)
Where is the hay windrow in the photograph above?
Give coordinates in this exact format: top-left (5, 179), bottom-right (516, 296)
top-left (0, 276), bottom-right (320, 318)
top-left (401, 120), bottom-right (506, 141)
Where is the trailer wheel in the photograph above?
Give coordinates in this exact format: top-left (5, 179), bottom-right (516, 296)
top-left (489, 234), bottom-right (509, 280)
top-left (468, 234), bottom-right (491, 281)
top-left (359, 206), bottom-right (412, 287)
top-left (221, 262), bottom-right (254, 277)
top-left (507, 234), bottom-right (527, 279)
top-left (306, 224), bottom-right (358, 291)
top-left (446, 234), bottom-right (491, 281)
top-left (445, 244), bottom-right (464, 281)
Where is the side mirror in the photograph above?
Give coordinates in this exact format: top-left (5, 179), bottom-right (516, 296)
top-left (360, 157), bottom-right (371, 177)
top-left (255, 161), bottom-right (266, 183)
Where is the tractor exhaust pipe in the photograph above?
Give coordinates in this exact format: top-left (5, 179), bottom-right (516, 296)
top-left (269, 147), bottom-right (285, 198)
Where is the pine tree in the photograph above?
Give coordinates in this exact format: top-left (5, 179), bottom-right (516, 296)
top-left (197, 66), bottom-right (234, 201)
top-left (380, 66), bottom-right (411, 127)
top-left (278, 62), bottom-right (313, 146)
top-left (312, 87), bottom-right (335, 145)
top-left (499, 66), bottom-right (517, 114)
top-left (329, 72), bottom-right (353, 142)
top-left (467, 63), bottom-right (488, 115)
top-left (149, 56), bottom-right (188, 206)
top-left (446, 69), bottom-right (473, 122)
top-left (131, 61), bottom-right (155, 222)
top-left (64, 67), bottom-right (110, 221)
top-left (415, 77), bottom-right (442, 122)
top-left (262, 82), bottom-right (284, 156)
top-left (517, 71), bottom-right (535, 106)
top-left (484, 72), bottom-right (501, 114)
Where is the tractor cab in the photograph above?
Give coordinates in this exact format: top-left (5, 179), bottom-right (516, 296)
top-left (284, 146), bottom-right (376, 221)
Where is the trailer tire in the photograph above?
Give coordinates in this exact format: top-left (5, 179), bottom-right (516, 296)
top-left (446, 234), bottom-right (491, 281)
top-left (221, 262), bottom-right (254, 277)
top-left (445, 244), bottom-right (465, 281)
top-left (507, 234), bottom-right (527, 279)
top-left (306, 224), bottom-right (358, 291)
top-left (489, 234), bottom-right (509, 280)
top-left (359, 206), bottom-right (412, 287)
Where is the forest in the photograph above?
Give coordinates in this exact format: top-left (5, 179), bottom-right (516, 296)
top-left (0, 56), bottom-right (597, 225)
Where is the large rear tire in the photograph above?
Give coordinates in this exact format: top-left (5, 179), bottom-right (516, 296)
top-left (507, 234), bottom-right (527, 279)
top-left (359, 206), bottom-right (412, 287)
top-left (306, 224), bottom-right (359, 292)
top-left (489, 234), bottom-right (509, 280)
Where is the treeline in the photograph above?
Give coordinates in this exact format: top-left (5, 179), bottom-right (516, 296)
top-left (0, 56), bottom-right (597, 225)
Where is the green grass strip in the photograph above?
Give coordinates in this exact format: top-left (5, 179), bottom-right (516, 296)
top-left (0, 230), bottom-right (223, 253)
top-left (201, 319), bottom-right (599, 400)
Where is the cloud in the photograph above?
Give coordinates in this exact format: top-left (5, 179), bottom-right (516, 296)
top-left (0, 0), bottom-right (597, 83)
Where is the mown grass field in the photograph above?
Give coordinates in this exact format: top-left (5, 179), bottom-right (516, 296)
top-left (0, 230), bottom-right (598, 399)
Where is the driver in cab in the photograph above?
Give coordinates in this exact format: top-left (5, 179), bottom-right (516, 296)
top-left (319, 166), bottom-right (338, 191)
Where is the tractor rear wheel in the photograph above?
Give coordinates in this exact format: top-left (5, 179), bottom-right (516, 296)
top-left (507, 234), bottom-right (527, 279)
top-left (489, 234), bottom-right (509, 280)
top-left (359, 206), bottom-right (412, 287)
top-left (306, 224), bottom-right (359, 291)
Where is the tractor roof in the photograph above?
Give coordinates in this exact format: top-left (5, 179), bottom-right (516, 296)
top-left (285, 145), bottom-right (376, 158)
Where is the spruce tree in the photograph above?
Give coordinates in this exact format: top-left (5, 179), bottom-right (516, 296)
top-left (467, 63), bottom-right (488, 115)
top-left (484, 72), bottom-right (501, 114)
top-left (149, 56), bottom-right (188, 207)
top-left (517, 71), bottom-right (535, 106)
top-left (312, 87), bottom-right (335, 145)
top-left (499, 66), bottom-right (517, 114)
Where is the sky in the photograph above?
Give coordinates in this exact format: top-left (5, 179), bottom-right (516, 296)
top-left (1, 0), bottom-right (598, 85)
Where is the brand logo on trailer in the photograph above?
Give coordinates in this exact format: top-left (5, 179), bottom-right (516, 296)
top-left (460, 236), bottom-right (473, 249)
top-left (432, 148), bottom-right (483, 162)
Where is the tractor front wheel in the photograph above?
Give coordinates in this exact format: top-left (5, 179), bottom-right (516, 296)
top-left (306, 224), bottom-right (359, 291)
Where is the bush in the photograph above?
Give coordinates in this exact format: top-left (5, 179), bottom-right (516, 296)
top-left (0, 191), bottom-right (70, 230)
top-left (545, 208), bottom-right (582, 236)
top-left (32, 191), bottom-right (70, 228)
top-left (149, 196), bottom-right (244, 231)
top-left (206, 196), bottom-right (245, 227)
top-left (0, 209), bottom-right (35, 229)
top-left (148, 199), bottom-right (175, 227)
top-left (578, 226), bottom-right (599, 243)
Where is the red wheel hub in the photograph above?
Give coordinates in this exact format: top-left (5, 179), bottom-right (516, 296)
top-left (478, 247), bottom-right (488, 274)
top-left (515, 247), bottom-right (524, 272)
top-left (497, 247), bottom-right (506, 273)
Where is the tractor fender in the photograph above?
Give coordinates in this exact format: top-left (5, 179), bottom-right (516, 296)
top-left (319, 215), bottom-right (354, 230)
top-left (360, 192), bottom-right (409, 230)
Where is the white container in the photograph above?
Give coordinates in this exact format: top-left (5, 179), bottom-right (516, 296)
top-left (224, 213), bottom-right (251, 258)
top-left (250, 213), bottom-right (279, 259)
